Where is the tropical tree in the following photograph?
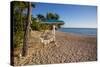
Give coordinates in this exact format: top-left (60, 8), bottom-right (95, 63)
top-left (12, 1), bottom-right (35, 57)
top-left (54, 13), bottom-right (59, 20)
top-left (22, 2), bottom-right (35, 56)
top-left (31, 16), bottom-right (41, 31)
top-left (13, 1), bottom-right (28, 48)
top-left (37, 14), bottom-right (46, 21)
top-left (46, 13), bottom-right (60, 20)
top-left (13, 1), bottom-right (28, 31)
top-left (46, 13), bottom-right (54, 20)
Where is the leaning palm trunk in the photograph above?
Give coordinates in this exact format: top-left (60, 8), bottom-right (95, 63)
top-left (22, 2), bottom-right (31, 57)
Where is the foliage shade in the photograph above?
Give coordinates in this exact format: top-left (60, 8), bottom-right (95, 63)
top-left (13, 1), bottom-right (63, 48)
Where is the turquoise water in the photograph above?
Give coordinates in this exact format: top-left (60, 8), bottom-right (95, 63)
top-left (58, 28), bottom-right (97, 36)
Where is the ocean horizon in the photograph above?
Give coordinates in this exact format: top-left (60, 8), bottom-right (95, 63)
top-left (58, 28), bottom-right (97, 36)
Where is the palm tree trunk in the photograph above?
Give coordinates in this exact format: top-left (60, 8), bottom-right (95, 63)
top-left (22, 2), bottom-right (31, 56)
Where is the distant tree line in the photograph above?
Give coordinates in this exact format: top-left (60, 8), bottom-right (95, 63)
top-left (31, 13), bottom-right (61, 31)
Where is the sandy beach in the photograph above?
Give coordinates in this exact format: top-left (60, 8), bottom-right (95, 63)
top-left (14, 31), bottom-right (97, 65)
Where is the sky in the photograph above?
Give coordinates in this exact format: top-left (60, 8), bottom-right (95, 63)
top-left (32, 2), bottom-right (97, 28)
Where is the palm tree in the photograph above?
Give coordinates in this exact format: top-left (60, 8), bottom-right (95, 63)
top-left (54, 13), bottom-right (59, 20)
top-left (46, 13), bottom-right (60, 20)
top-left (46, 13), bottom-right (54, 20)
top-left (14, 1), bottom-right (28, 31)
top-left (22, 2), bottom-right (35, 56)
top-left (37, 14), bottom-right (45, 21)
top-left (11, 1), bottom-right (28, 65)
top-left (22, 2), bottom-right (31, 56)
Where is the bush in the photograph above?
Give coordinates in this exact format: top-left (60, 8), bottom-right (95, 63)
top-left (13, 31), bottom-right (24, 48)
top-left (31, 21), bottom-right (41, 31)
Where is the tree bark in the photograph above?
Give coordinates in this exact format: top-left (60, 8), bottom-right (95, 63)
top-left (22, 2), bottom-right (31, 57)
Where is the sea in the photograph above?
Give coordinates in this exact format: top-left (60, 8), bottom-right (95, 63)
top-left (58, 28), bottom-right (97, 36)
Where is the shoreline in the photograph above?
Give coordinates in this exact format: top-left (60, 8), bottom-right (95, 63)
top-left (56, 31), bottom-right (97, 37)
top-left (58, 28), bottom-right (97, 36)
top-left (55, 31), bottom-right (97, 44)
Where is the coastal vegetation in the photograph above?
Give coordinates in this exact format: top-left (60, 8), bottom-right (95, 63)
top-left (12, 1), bottom-right (63, 56)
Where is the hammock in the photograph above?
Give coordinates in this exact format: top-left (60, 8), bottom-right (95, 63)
top-left (40, 30), bottom-right (55, 45)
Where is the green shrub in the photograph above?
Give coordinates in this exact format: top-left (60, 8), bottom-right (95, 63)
top-left (13, 31), bottom-right (24, 48)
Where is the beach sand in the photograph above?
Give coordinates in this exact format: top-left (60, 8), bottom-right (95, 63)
top-left (13, 31), bottom-right (97, 65)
